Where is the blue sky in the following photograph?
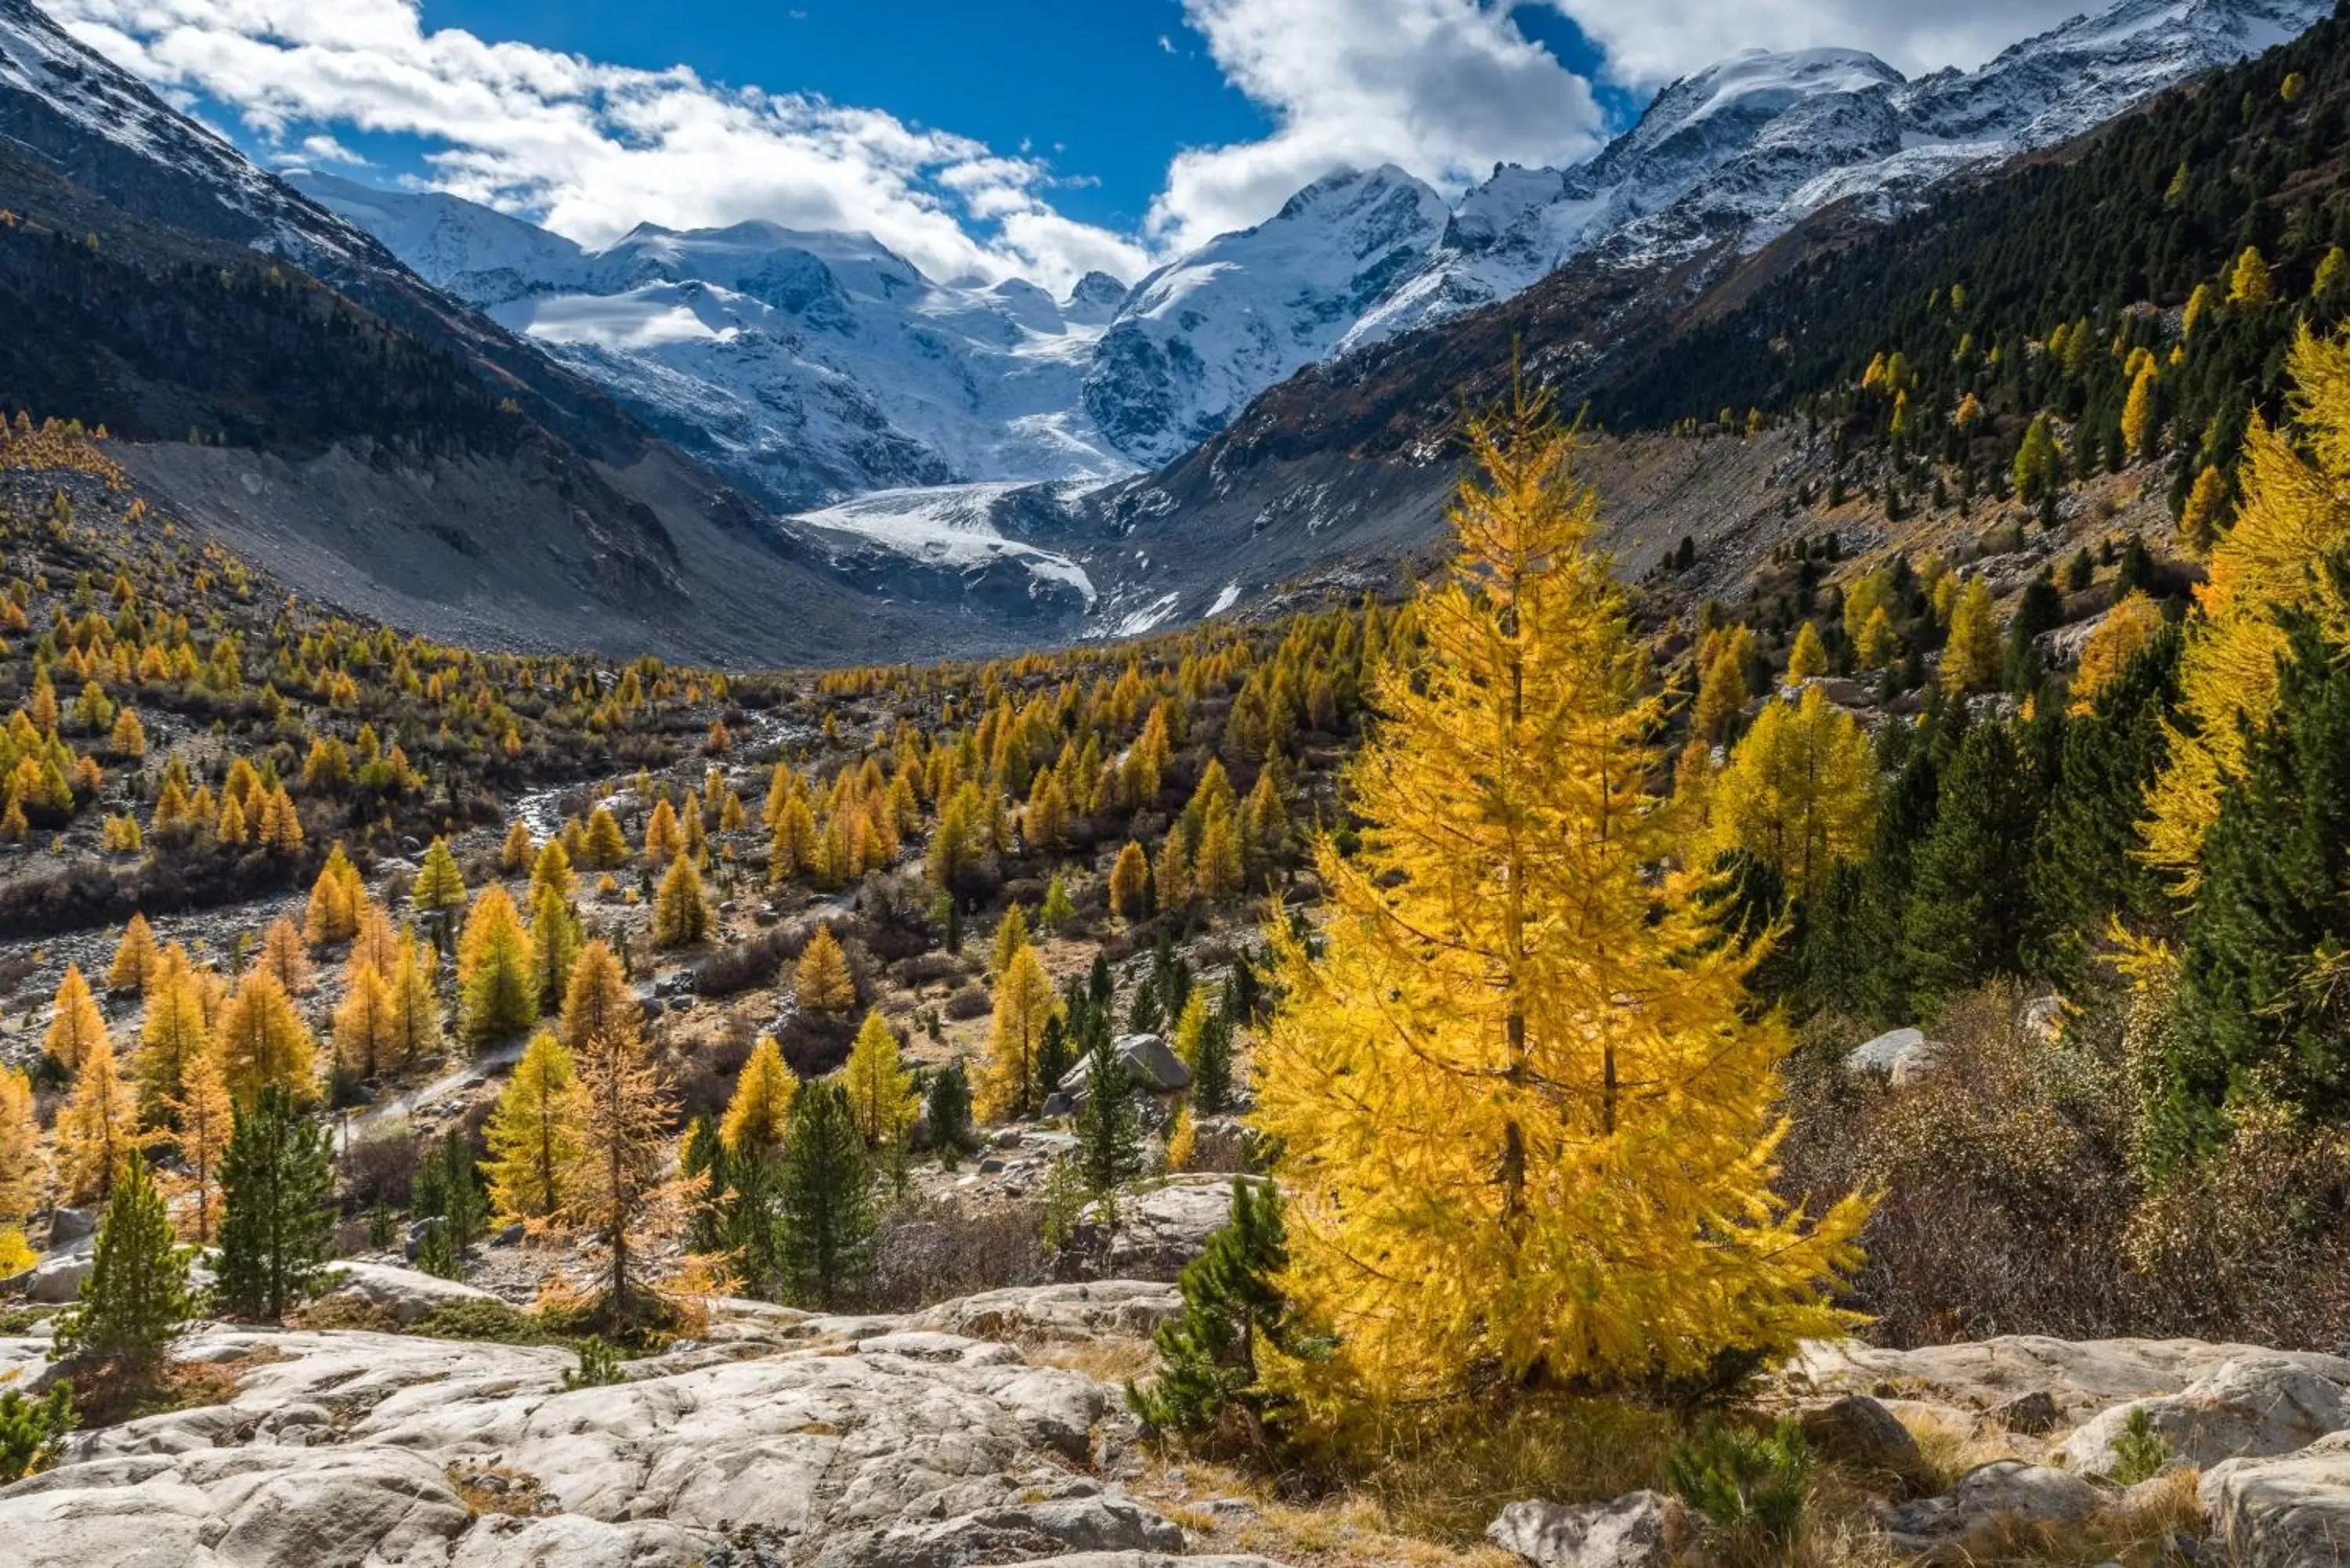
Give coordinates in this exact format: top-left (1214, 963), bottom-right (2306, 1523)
top-left (50, 0), bottom-right (2088, 289)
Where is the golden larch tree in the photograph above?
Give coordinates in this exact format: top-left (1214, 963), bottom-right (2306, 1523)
top-left (560, 1003), bottom-right (676, 1324)
top-left (1708, 685), bottom-right (1877, 899)
top-left (2069, 590), bottom-right (2167, 712)
top-left (458, 883), bottom-right (538, 1046)
top-left (107, 912), bottom-right (158, 993)
top-left (794, 926), bottom-right (855, 1013)
top-left (215, 967), bottom-right (319, 1107)
top-left (1251, 392), bottom-right (1869, 1407)
top-left (978, 944), bottom-right (1058, 1122)
top-left (0, 1067), bottom-right (45, 1234)
top-left (720, 1034), bottom-right (798, 1157)
top-left (484, 1029), bottom-right (584, 1224)
top-left (1940, 576), bottom-right (2003, 695)
top-left (2146, 327), bottom-right (2350, 889)
top-left (166, 1040), bottom-right (233, 1243)
top-left (44, 963), bottom-right (107, 1074)
top-left (56, 1030), bottom-right (136, 1205)
top-left (843, 1009), bottom-right (917, 1149)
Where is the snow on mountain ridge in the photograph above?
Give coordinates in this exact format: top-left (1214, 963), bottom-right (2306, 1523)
top-left (290, 0), bottom-right (2325, 547)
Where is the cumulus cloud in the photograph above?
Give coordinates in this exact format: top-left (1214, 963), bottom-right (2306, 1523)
top-left (42, 0), bottom-right (2120, 291)
top-left (45, 0), bottom-right (1151, 291)
top-left (1543, 0), bottom-right (2097, 86)
top-left (1149, 0), bottom-right (1606, 252)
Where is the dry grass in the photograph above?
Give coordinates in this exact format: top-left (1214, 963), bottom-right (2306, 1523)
top-left (1023, 1333), bottom-right (1158, 1385)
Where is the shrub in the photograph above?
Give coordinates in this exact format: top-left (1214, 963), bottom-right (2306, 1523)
top-left (562, 1337), bottom-right (625, 1389)
top-left (1666, 1418), bottom-right (1812, 1552)
top-left (0, 1385), bottom-right (75, 1481)
top-left (2110, 1407), bottom-right (2171, 1485)
top-left (943, 985), bottom-right (990, 1022)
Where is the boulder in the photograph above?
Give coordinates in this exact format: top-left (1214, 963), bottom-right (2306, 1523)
top-left (1485, 1492), bottom-right (1690, 1568)
top-left (1791, 1335), bottom-right (2350, 1419)
top-left (2201, 1428), bottom-right (2350, 1567)
top-left (1845, 1026), bottom-right (1939, 1085)
top-left (1987, 1389), bottom-right (2063, 1436)
top-left (822, 1492), bottom-right (1184, 1568)
top-left (1798, 1394), bottom-right (1927, 1487)
top-left (16, 1247), bottom-right (92, 1306)
top-left (324, 1260), bottom-right (511, 1325)
top-left (1885, 1461), bottom-right (2103, 1562)
top-left (1088, 1175), bottom-right (1258, 1279)
top-left (1058, 1035), bottom-right (1189, 1098)
top-left (44, 1207), bottom-right (95, 1245)
top-left (2059, 1357), bottom-right (2350, 1478)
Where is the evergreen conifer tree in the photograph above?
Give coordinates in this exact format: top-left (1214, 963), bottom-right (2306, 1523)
top-left (54, 1157), bottom-right (188, 1375)
top-left (1904, 719), bottom-right (2046, 1002)
top-left (214, 1085), bottom-right (334, 1322)
top-left (779, 1082), bottom-right (875, 1309)
top-left (1127, 1179), bottom-right (1310, 1435)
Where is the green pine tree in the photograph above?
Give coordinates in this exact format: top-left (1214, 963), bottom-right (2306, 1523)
top-left (779, 1082), bottom-right (876, 1309)
top-left (1126, 1178), bottom-right (1314, 1436)
top-left (215, 1085), bottom-right (335, 1321)
top-left (411, 1128), bottom-right (485, 1280)
top-left (924, 1060), bottom-right (974, 1162)
top-left (2027, 623), bottom-right (2182, 982)
top-left (53, 1157), bottom-right (190, 1375)
top-left (1902, 718), bottom-right (2045, 1005)
top-left (1073, 1028), bottom-right (1142, 1197)
top-left (1191, 1006), bottom-right (1235, 1118)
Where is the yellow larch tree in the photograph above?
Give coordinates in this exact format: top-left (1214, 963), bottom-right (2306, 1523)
top-left (43, 963), bottom-right (107, 1073)
top-left (331, 961), bottom-right (400, 1080)
top-left (558, 941), bottom-right (636, 1056)
top-left (2146, 327), bottom-right (2350, 890)
top-left (1785, 620), bottom-right (1829, 682)
top-left (1940, 576), bottom-right (2003, 695)
top-left (457, 883), bottom-right (538, 1046)
top-left (719, 1034), bottom-right (798, 1158)
top-left (501, 818), bottom-right (536, 873)
top-left (215, 967), bottom-right (319, 1106)
top-left (794, 925), bottom-right (855, 1013)
top-left (136, 961), bottom-right (210, 1132)
top-left (1707, 685), bottom-right (1877, 899)
top-left (642, 797), bottom-right (683, 869)
top-left (411, 836), bottom-right (467, 918)
top-left (1108, 840), bottom-right (1151, 922)
top-left (56, 1031), bottom-right (136, 1205)
top-left (387, 928), bottom-right (445, 1068)
top-left (1250, 392), bottom-right (1869, 1407)
top-left (2069, 590), bottom-right (2168, 712)
top-left (259, 914), bottom-right (314, 995)
top-left (107, 912), bottom-right (158, 993)
top-left (166, 1040), bottom-right (233, 1243)
top-left (581, 807), bottom-right (629, 870)
top-left (0, 1067), bottom-right (45, 1239)
top-left (978, 943), bottom-right (1058, 1122)
top-left (304, 842), bottom-right (365, 946)
top-left (843, 1008), bottom-right (917, 1149)
top-left (483, 1029), bottom-right (583, 1224)
top-left (651, 856), bottom-right (712, 948)
top-left (559, 995), bottom-right (676, 1322)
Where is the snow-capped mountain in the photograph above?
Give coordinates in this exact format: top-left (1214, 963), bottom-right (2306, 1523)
top-left (295, 0), bottom-right (2322, 528)
top-left (1081, 164), bottom-right (1450, 467)
top-left (1352, 0), bottom-right (2329, 345)
top-left (289, 171), bottom-right (1140, 511)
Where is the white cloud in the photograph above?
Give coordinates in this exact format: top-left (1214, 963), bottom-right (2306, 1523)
top-left (46, 0), bottom-right (1151, 291)
top-left (292, 132), bottom-right (367, 166)
top-left (1149, 0), bottom-right (1606, 252)
top-left (1542, 0), bottom-right (2095, 86)
top-left (40, 0), bottom-right (2124, 294)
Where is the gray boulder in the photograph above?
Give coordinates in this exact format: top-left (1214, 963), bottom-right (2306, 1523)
top-left (2059, 1357), bottom-right (2350, 1478)
top-left (1886, 1461), bottom-right (2104, 1561)
top-left (1058, 1035), bottom-right (1189, 1099)
top-left (320, 1260), bottom-right (514, 1324)
top-left (1845, 1026), bottom-right (1939, 1085)
top-left (1798, 1394), bottom-right (1926, 1488)
top-left (1987, 1389), bottom-right (2063, 1435)
top-left (1486, 1493), bottom-right (1690, 1568)
top-left (2201, 1428), bottom-right (2350, 1567)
